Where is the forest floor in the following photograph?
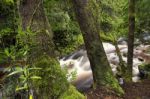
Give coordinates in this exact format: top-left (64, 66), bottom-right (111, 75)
top-left (85, 79), bottom-right (150, 99)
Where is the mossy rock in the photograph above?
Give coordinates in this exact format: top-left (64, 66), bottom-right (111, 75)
top-left (139, 63), bottom-right (150, 79)
top-left (139, 63), bottom-right (150, 73)
top-left (60, 85), bottom-right (85, 99)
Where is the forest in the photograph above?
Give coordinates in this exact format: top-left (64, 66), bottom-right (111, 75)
top-left (0, 0), bottom-right (150, 99)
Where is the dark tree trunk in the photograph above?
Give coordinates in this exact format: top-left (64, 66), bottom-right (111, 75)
top-left (72, 0), bottom-right (123, 95)
top-left (127, 0), bottom-right (135, 82)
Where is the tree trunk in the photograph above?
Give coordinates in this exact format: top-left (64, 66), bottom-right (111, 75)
top-left (127, 0), bottom-right (135, 82)
top-left (18, 0), bottom-right (58, 98)
top-left (19, 0), bottom-right (55, 61)
top-left (72, 0), bottom-right (124, 95)
top-left (114, 41), bottom-right (126, 76)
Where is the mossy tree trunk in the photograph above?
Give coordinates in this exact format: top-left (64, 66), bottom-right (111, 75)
top-left (18, 0), bottom-right (65, 98)
top-left (114, 41), bottom-right (127, 76)
top-left (19, 0), bottom-right (55, 61)
top-left (127, 0), bottom-right (135, 82)
top-left (72, 0), bottom-right (124, 95)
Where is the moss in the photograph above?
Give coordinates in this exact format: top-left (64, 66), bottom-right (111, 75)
top-left (124, 72), bottom-right (132, 82)
top-left (59, 85), bottom-right (85, 99)
top-left (33, 56), bottom-right (69, 99)
top-left (104, 72), bottom-right (124, 96)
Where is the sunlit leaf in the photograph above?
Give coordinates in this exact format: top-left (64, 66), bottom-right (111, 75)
top-left (28, 68), bottom-right (42, 71)
top-left (7, 70), bottom-right (23, 77)
top-left (30, 76), bottom-right (41, 80)
top-left (4, 48), bottom-right (10, 57)
top-left (15, 67), bottom-right (23, 71)
top-left (16, 86), bottom-right (27, 91)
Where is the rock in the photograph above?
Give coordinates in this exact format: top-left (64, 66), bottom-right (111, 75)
top-left (117, 37), bottom-right (128, 45)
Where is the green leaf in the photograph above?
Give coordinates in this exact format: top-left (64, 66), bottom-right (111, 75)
top-left (16, 86), bottom-right (27, 91)
top-left (4, 48), bottom-right (10, 57)
top-left (15, 67), bottom-right (23, 71)
top-left (23, 51), bottom-right (28, 56)
top-left (7, 70), bottom-right (23, 77)
top-left (19, 75), bottom-right (26, 80)
top-left (4, 67), bottom-right (12, 72)
top-left (30, 76), bottom-right (41, 80)
top-left (28, 68), bottom-right (42, 71)
top-left (5, 0), bottom-right (14, 4)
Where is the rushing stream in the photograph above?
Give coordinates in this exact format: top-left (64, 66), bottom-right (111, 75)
top-left (59, 39), bottom-right (150, 91)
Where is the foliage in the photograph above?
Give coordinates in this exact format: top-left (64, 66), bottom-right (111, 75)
top-left (98, 0), bottom-right (150, 39)
top-left (0, 6), bottom-right (76, 97)
top-left (97, 0), bottom-right (128, 37)
top-left (0, 0), bottom-right (15, 17)
top-left (44, 0), bottom-right (83, 54)
top-left (1, 27), bottom-right (79, 99)
top-left (59, 85), bottom-right (85, 99)
top-left (2, 74), bottom-right (18, 98)
top-left (3, 66), bottom-right (41, 98)
top-left (7, 66), bottom-right (41, 91)
top-left (0, 49), bottom-right (8, 64)
top-left (1, 40), bottom-right (34, 98)
top-left (0, 44), bottom-right (29, 64)
top-left (1, 46), bottom-right (72, 99)
top-left (136, 0), bottom-right (150, 34)
top-left (0, 0), bottom-right (17, 48)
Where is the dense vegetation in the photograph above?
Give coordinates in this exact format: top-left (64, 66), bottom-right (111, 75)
top-left (0, 0), bottom-right (149, 99)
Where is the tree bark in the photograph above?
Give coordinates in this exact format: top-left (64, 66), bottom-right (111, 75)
top-left (19, 0), bottom-right (55, 61)
top-left (19, 0), bottom-right (58, 98)
top-left (72, 0), bottom-right (123, 95)
top-left (114, 41), bottom-right (126, 75)
top-left (127, 0), bottom-right (135, 82)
